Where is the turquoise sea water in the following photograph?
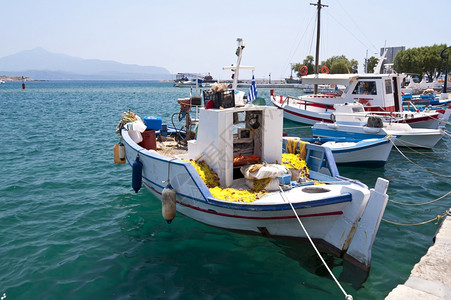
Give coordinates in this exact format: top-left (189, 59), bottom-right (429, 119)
top-left (0, 81), bottom-right (449, 299)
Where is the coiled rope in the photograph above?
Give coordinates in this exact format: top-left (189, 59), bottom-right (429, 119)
top-left (278, 186), bottom-right (353, 300)
top-left (391, 140), bottom-right (451, 178)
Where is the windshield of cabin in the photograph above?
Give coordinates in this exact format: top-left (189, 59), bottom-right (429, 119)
top-left (352, 81), bottom-right (377, 95)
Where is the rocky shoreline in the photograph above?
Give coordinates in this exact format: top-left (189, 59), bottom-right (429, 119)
top-left (0, 76), bottom-right (40, 82)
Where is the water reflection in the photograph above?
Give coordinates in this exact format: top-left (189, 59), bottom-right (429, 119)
top-left (271, 237), bottom-right (369, 290)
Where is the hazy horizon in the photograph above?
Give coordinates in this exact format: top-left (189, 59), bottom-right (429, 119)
top-left (1, 0), bottom-right (450, 80)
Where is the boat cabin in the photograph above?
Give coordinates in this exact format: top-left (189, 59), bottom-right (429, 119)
top-left (332, 102), bottom-right (367, 124)
top-left (184, 105), bottom-right (283, 187)
top-left (302, 73), bottom-right (405, 112)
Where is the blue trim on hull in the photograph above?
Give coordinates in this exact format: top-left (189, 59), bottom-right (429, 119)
top-left (312, 128), bottom-right (385, 140)
top-left (143, 175), bottom-right (353, 212)
top-left (337, 160), bottom-right (386, 168)
top-left (206, 193), bottom-right (352, 211)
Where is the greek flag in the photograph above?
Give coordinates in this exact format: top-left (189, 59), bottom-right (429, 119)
top-left (247, 75), bottom-right (257, 103)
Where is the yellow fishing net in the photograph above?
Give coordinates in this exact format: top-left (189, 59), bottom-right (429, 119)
top-left (184, 154), bottom-right (311, 202)
top-left (183, 159), bottom-right (266, 202)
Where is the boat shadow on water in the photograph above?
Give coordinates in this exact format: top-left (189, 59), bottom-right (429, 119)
top-left (269, 237), bottom-right (370, 290)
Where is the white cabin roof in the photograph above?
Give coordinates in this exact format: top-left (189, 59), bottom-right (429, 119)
top-left (301, 74), bottom-right (357, 85)
top-left (301, 73), bottom-right (404, 86)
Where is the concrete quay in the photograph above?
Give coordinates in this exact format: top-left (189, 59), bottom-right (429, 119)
top-left (385, 209), bottom-right (451, 300)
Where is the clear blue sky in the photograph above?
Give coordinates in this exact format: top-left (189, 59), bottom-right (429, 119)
top-left (1, 0), bottom-right (450, 80)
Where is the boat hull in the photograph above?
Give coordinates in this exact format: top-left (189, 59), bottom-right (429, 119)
top-left (312, 123), bottom-right (444, 148)
top-left (326, 138), bottom-right (393, 166)
top-left (123, 135), bottom-right (356, 240)
top-left (121, 128), bottom-right (389, 270)
top-left (283, 137), bottom-right (394, 167)
top-left (271, 95), bottom-right (441, 129)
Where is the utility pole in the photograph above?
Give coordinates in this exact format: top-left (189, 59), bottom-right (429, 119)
top-left (310, 0), bottom-right (328, 94)
top-left (440, 46), bottom-right (450, 99)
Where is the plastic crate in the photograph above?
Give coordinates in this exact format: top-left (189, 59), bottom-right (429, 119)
top-left (203, 90), bottom-right (235, 108)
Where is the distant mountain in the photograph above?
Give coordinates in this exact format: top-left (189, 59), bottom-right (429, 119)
top-left (0, 47), bottom-right (172, 80)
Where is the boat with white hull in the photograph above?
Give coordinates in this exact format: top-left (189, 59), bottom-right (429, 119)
top-left (120, 104), bottom-right (390, 272)
top-left (115, 39), bottom-right (390, 273)
top-left (312, 103), bottom-right (445, 149)
top-left (270, 73), bottom-right (444, 129)
top-left (283, 136), bottom-right (395, 167)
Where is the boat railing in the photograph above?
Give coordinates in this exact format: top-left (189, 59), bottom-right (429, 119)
top-left (283, 95), bottom-right (336, 112)
top-left (402, 100), bottom-right (421, 113)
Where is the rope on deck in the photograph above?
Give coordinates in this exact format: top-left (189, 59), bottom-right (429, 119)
top-left (278, 186), bottom-right (353, 300)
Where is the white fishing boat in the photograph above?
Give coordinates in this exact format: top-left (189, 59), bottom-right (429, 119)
top-left (283, 136), bottom-right (395, 167)
top-left (115, 39), bottom-right (390, 272)
top-left (270, 73), bottom-right (444, 129)
top-left (270, 0), bottom-right (444, 130)
top-left (312, 102), bottom-right (445, 149)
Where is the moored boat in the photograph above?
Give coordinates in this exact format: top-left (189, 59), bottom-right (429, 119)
top-left (283, 136), bottom-right (395, 167)
top-left (312, 102), bottom-right (445, 149)
top-left (116, 39), bottom-right (391, 274)
top-left (270, 73), bottom-right (444, 129)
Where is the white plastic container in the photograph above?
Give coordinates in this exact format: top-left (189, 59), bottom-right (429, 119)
top-left (128, 130), bottom-right (143, 144)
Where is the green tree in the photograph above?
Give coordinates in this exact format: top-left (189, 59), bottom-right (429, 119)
top-left (292, 55), bottom-right (314, 77)
top-left (365, 56), bottom-right (379, 73)
top-left (321, 55), bottom-right (358, 74)
top-left (393, 44), bottom-right (448, 80)
top-left (292, 54), bottom-right (358, 76)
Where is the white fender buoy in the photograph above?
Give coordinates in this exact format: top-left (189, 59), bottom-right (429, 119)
top-left (118, 142), bottom-right (126, 161)
top-left (162, 183), bottom-right (176, 224)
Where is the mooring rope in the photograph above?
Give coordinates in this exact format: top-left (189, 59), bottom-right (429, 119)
top-left (278, 186), bottom-right (353, 300)
top-left (442, 120), bottom-right (451, 126)
top-left (396, 146), bottom-right (451, 158)
top-left (425, 111), bottom-right (451, 126)
top-left (382, 211), bottom-right (448, 226)
top-left (394, 135), bottom-right (448, 149)
top-left (391, 135), bottom-right (451, 157)
top-left (389, 190), bottom-right (451, 206)
top-left (391, 140), bottom-right (451, 178)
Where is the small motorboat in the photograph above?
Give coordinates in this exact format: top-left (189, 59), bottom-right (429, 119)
top-left (283, 136), bottom-right (395, 167)
top-left (312, 102), bottom-right (445, 149)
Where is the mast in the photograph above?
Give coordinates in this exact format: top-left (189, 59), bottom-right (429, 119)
top-left (223, 38), bottom-right (254, 90)
top-left (310, 0), bottom-right (328, 94)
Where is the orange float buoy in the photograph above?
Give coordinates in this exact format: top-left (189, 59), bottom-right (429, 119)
top-left (114, 142), bottom-right (126, 164)
top-left (321, 66), bottom-right (329, 74)
top-left (300, 65), bottom-right (308, 76)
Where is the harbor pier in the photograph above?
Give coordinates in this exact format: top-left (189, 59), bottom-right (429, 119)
top-left (386, 209), bottom-right (451, 299)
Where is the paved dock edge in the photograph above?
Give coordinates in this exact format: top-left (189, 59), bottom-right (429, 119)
top-left (385, 209), bottom-right (451, 300)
